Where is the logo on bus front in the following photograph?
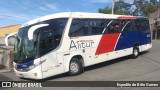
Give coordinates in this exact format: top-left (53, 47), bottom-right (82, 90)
top-left (69, 40), bottom-right (94, 50)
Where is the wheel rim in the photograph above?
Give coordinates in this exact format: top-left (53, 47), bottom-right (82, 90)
top-left (134, 49), bottom-right (138, 56)
top-left (70, 61), bottom-right (79, 73)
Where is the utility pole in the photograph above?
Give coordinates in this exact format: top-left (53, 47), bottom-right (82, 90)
top-left (112, 0), bottom-right (115, 14)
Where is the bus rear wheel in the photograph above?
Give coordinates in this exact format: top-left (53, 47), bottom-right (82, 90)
top-left (132, 47), bottom-right (139, 58)
top-left (69, 58), bottom-right (83, 75)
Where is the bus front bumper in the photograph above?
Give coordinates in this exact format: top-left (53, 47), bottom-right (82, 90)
top-left (14, 65), bottom-right (43, 80)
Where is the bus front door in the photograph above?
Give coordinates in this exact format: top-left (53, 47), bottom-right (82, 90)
top-left (40, 52), bottom-right (58, 78)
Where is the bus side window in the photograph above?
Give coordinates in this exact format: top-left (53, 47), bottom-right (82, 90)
top-left (69, 19), bottom-right (82, 37)
top-left (141, 20), bottom-right (150, 31)
top-left (123, 22), bottom-right (131, 32)
top-left (107, 19), bottom-right (127, 33)
top-left (39, 18), bottom-right (67, 56)
top-left (69, 19), bottom-right (90, 37)
top-left (130, 21), bottom-right (137, 32)
top-left (90, 19), bottom-right (106, 35)
top-left (135, 20), bottom-right (142, 31)
top-left (39, 29), bottom-right (54, 54)
top-left (123, 20), bottom-right (137, 32)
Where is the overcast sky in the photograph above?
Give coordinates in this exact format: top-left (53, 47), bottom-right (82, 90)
top-left (0, 0), bottom-right (132, 27)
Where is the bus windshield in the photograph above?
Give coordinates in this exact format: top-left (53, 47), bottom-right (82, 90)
top-left (14, 18), bottom-right (68, 63)
top-left (14, 25), bottom-right (38, 63)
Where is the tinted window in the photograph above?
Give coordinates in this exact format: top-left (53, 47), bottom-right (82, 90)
top-left (69, 19), bottom-right (90, 37)
top-left (106, 19), bottom-right (128, 33)
top-left (141, 20), bottom-right (150, 31)
top-left (69, 19), bottom-right (133, 36)
top-left (39, 18), bottom-right (68, 56)
top-left (135, 19), bottom-right (149, 31)
top-left (69, 19), bottom-right (111, 37)
top-left (123, 20), bottom-right (137, 32)
top-left (90, 19), bottom-right (107, 35)
top-left (39, 29), bottom-right (54, 53)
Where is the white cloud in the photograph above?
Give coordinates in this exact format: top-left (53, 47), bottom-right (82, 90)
top-left (39, 7), bottom-right (50, 12)
top-left (124, 0), bottom-right (133, 4)
top-left (46, 3), bottom-right (59, 12)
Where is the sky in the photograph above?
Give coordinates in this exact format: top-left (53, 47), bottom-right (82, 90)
top-left (0, 0), bottom-right (131, 27)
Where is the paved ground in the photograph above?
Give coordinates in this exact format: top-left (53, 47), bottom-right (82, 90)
top-left (0, 40), bottom-right (160, 90)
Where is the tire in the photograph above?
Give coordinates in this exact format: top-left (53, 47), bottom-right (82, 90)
top-left (132, 47), bottom-right (139, 58)
top-left (69, 58), bottom-right (83, 75)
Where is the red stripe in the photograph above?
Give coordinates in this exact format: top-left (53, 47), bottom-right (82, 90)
top-left (95, 33), bottom-right (120, 55)
top-left (79, 40), bottom-right (93, 42)
top-left (118, 16), bottom-right (137, 19)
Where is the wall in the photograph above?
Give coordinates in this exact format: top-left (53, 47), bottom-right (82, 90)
top-left (0, 48), bottom-right (10, 69)
top-left (0, 37), bottom-right (5, 45)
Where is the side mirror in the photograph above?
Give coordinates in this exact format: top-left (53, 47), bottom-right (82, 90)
top-left (28, 24), bottom-right (49, 40)
top-left (5, 32), bottom-right (17, 46)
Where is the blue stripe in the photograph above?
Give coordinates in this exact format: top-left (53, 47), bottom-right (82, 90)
top-left (17, 60), bottom-right (34, 69)
top-left (115, 30), bottom-right (151, 51)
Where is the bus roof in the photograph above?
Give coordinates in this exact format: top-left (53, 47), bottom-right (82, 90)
top-left (21, 12), bottom-right (147, 28)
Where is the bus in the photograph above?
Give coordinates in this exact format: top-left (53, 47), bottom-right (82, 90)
top-left (10, 12), bottom-right (152, 79)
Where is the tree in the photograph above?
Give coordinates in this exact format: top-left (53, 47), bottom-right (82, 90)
top-left (98, 0), bottom-right (131, 15)
top-left (114, 0), bottom-right (131, 15)
top-left (132, 0), bottom-right (159, 16)
top-left (98, 7), bottom-right (112, 14)
top-left (98, 0), bottom-right (159, 17)
top-left (150, 0), bottom-right (158, 5)
top-left (132, 0), bottom-right (147, 15)
top-left (140, 3), bottom-right (158, 16)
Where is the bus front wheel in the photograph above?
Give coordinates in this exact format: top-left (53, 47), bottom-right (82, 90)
top-left (132, 47), bottom-right (139, 58)
top-left (69, 58), bottom-right (83, 75)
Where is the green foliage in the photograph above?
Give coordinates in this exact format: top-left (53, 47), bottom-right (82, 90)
top-left (98, 7), bottom-right (112, 14)
top-left (114, 0), bottom-right (131, 13)
top-left (140, 3), bottom-right (158, 16)
top-left (98, 0), bottom-right (159, 17)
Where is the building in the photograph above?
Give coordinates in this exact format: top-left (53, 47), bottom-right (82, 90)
top-left (0, 24), bottom-right (20, 46)
top-left (0, 24), bottom-right (20, 37)
top-left (149, 10), bottom-right (160, 40)
top-left (0, 24), bottom-right (20, 69)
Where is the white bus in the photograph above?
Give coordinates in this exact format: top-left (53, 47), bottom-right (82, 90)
top-left (11, 12), bottom-right (152, 79)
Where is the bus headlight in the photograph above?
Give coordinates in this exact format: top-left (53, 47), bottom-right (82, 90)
top-left (27, 59), bottom-right (46, 71)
